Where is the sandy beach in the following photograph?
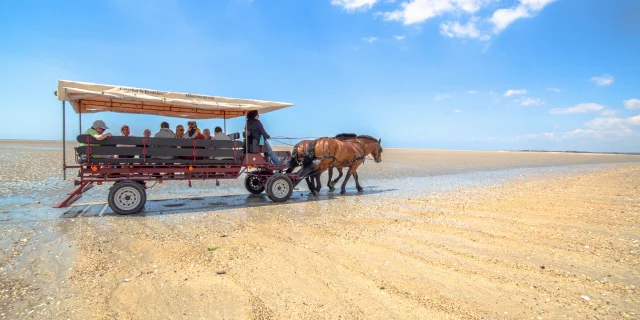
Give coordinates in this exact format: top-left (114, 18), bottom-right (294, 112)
top-left (1, 141), bottom-right (639, 319)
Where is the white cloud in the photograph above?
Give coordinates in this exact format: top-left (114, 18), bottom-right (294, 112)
top-left (492, 113), bottom-right (640, 143)
top-left (585, 117), bottom-right (626, 130)
top-left (467, 90), bottom-right (478, 94)
top-left (490, 0), bottom-right (557, 34)
top-left (394, 35), bottom-right (406, 40)
top-left (362, 36), bottom-right (378, 43)
top-left (624, 98), bottom-right (640, 110)
top-left (547, 87), bottom-right (561, 93)
top-left (435, 93), bottom-right (453, 100)
top-left (504, 89), bottom-right (527, 97)
top-left (331, 0), bottom-right (378, 11)
top-left (520, 97), bottom-right (543, 106)
top-left (589, 74), bottom-right (614, 86)
top-left (440, 17), bottom-right (490, 40)
top-left (490, 6), bottom-right (530, 33)
top-left (518, 132), bottom-right (556, 139)
top-left (579, 115), bottom-right (640, 137)
top-left (601, 109), bottom-right (621, 117)
top-left (453, 109), bottom-right (463, 113)
top-left (549, 103), bottom-right (605, 114)
top-left (381, 0), bottom-right (484, 25)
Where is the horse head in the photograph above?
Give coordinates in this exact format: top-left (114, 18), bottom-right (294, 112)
top-left (357, 135), bottom-right (383, 163)
top-left (296, 140), bottom-right (321, 179)
top-left (371, 138), bottom-right (383, 163)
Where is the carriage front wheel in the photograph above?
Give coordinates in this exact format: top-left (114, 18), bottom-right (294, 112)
top-left (108, 180), bottom-right (147, 215)
top-left (244, 174), bottom-right (265, 194)
top-left (265, 175), bottom-right (293, 203)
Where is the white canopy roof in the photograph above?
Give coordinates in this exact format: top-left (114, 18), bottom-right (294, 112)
top-left (56, 80), bottom-right (294, 119)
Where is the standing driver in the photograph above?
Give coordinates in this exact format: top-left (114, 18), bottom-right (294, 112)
top-left (245, 110), bottom-right (280, 165)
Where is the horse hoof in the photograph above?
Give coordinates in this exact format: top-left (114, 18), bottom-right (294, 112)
top-left (328, 188), bottom-right (335, 193)
top-left (357, 188), bottom-right (364, 193)
top-left (340, 190), bottom-right (346, 195)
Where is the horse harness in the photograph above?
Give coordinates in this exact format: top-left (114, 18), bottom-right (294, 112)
top-left (311, 137), bottom-right (367, 168)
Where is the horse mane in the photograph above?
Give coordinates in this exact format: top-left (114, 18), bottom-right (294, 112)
top-left (335, 133), bottom-right (357, 139)
top-left (356, 135), bottom-right (378, 142)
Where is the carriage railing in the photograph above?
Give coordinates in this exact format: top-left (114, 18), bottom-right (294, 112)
top-left (73, 134), bottom-right (292, 168)
top-left (75, 134), bottom-right (242, 165)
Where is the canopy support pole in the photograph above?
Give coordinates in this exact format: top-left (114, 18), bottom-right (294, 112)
top-left (223, 111), bottom-right (227, 133)
top-left (245, 117), bottom-right (248, 166)
top-left (62, 101), bottom-right (66, 180)
top-left (78, 103), bottom-right (82, 135)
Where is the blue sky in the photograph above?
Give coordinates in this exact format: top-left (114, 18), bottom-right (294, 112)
top-left (1, 0), bottom-right (639, 152)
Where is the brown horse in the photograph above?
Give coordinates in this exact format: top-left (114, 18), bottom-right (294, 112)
top-left (286, 133), bottom-right (358, 193)
top-left (298, 135), bottom-right (382, 195)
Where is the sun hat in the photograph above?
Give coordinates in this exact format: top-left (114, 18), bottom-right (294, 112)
top-left (93, 120), bottom-right (109, 130)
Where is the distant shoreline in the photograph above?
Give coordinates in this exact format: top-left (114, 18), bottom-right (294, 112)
top-left (0, 139), bottom-right (638, 155)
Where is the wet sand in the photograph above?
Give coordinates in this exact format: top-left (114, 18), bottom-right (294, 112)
top-left (0, 141), bottom-right (639, 319)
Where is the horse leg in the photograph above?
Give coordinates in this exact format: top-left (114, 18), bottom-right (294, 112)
top-left (306, 176), bottom-right (318, 196)
top-left (330, 168), bottom-right (343, 190)
top-left (340, 171), bottom-right (352, 195)
top-left (353, 172), bottom-right (363, 193)
top-left (328, 168), bottom-right (337, 192)
top-left (315, 173), bottom-right (322, 193)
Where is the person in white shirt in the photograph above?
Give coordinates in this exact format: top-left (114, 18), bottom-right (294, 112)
top-left (116, 124), bottom-right (136, 159)
top-left (212, 126), bottom-right (231, 140)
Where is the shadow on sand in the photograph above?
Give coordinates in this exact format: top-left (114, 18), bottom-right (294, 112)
top-left (62, 187), bottom-right (396, 218)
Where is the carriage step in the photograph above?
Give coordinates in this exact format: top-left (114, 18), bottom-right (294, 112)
top-left (67, 183), bottom-right (93, 195)
top-left (53, 194), bottom-right (82, 208)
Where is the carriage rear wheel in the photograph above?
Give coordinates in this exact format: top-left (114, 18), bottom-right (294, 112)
top-left (108, 180), bottom-right (147, 215)
top-left (265, 174), bottom-right (293, 203)
top-left (244, 174), bottom-right (265, 194)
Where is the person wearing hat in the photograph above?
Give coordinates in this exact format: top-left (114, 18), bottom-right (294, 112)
top-left (79, 120), bottom-right (113, 159)
top-left (184, 121), bottom-right (201, 139)
top-left (80, 120), bottom-right (112, 146)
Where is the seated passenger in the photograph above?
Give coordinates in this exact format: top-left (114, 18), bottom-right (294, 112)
top-left (203, 128), bottom-right (212, 140)
top-left (185, 121), bottom-right (201, 139)
top-left (212, 126), bottom-right (231, 140)
top-left (175, 125), bottom-right (185, 138)
top-left (154, 121), bottom-right (176, 160)
top-left (80, 120), bottom-right (112, 159)
top-left (80, 120), bottom-right (112, 145)
top-left (245, 110), bottom-right (280, 165)
top-left (140, 129), bottom-right (152, 159)
top-left (116, 125), bottom-right (136, 159)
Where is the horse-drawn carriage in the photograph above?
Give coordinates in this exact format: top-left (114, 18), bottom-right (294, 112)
top-left (54, 80), bottom-right (300, 214)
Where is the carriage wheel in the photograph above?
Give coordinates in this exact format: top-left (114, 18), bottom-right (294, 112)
top-left (265, 175), bottom-right (293, 203)
top-left (244, 174), bottom-right (265, 194)
top-left (108, 180), bottom-right (147, 215)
